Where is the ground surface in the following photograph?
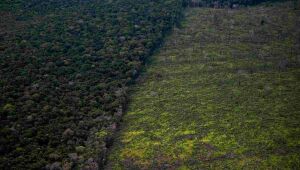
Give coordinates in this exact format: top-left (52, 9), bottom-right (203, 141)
top-left (107, 2), bottom-right (300, 169)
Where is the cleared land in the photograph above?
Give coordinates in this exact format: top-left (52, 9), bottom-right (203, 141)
top-left (107, 2), bottom-right (300, 169)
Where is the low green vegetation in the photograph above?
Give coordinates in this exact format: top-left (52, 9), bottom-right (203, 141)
top-left (108, 1), bottom-right (300, 169)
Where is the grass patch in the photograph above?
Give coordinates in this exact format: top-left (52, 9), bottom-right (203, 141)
top-left (107, 1), bottom-right (300, 169)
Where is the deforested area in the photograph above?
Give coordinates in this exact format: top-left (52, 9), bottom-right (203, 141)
top-left (107, 1), bottom-right (300, 169)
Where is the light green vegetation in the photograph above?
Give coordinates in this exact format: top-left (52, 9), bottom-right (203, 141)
top-left (107, 2), bottom-right (300, 169)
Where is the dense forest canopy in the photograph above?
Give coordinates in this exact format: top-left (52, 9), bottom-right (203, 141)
top-left (183, 0), bottom-right (288, 7)
top-left (0, 0), bottom-right (183, 169)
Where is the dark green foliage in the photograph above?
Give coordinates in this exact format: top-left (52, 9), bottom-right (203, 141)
top-left (0, 0), bottom-right (183, 169)
top-left (183, 0), bottom-right (287, 7)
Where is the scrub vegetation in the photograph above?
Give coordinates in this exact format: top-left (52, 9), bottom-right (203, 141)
top-left (108, 1), bottom-right (300, 169)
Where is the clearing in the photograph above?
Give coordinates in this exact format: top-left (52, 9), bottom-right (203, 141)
top-left (107, 1), bottom-right (300, 169)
